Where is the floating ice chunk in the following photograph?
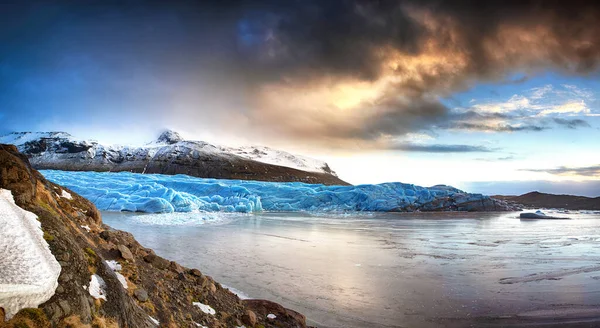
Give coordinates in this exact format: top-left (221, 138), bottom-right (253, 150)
top-left (193, 302), bottom-right (216, 315)
top-left (267, 313), bottom-right (277, 319)
top-left (0, 189), bottom-right (61, 319)
top-left (89, 274), bottom-right (107, 300)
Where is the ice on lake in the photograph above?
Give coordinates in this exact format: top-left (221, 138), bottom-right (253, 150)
top-left (102, 210), bottom-right (600, 328)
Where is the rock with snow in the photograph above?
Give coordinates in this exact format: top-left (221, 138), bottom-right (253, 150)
top-left (0, 130), bottom-right (345, 185)
top-left (154, 130), bottom-right (183, 145)
top-left (42, 170), bottom-right (518, 214)
top-left (0, 189), bottom-right (61, 319)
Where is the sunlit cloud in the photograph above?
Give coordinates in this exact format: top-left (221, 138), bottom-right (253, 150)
top-left (538, 100), bottom-right (590, 116)
top-left (523, 165), bottom-right (600, 178)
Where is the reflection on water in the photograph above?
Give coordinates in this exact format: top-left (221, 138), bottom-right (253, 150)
top-left (102, 211), bottom-right (600, 328)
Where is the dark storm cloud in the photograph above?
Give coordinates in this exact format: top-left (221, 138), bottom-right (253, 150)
top-left (522, 165), bottom-right (600, 177)
top-left (1, 0), bottom-right (600, 146)
top-left (450, 122), bottom-right (547, 132)
top-left (238, 0), bottom-right (600, 81)
top-left (439, 111), bottom-right (592, 133)
top-left (552, 118), bottom-right (591, 129)
top-left (390, 143), bottom-right (495, 153)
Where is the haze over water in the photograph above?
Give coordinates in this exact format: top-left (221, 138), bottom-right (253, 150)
top-left (103, 210), bottom-right (600, 328)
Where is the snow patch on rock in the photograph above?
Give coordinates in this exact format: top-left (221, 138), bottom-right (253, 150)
top-left (193, 302), bottom-right (216, 315)
top-left (89, 274), bottom-right (107, 300)
top-left (0, 189), bottom-right (61, 319)
top-left (105, 260), bottom-right (128, 289)
top-left (148, 315), bottom-right (159, 325)
top-left (60, 189), bottom-right (72, 200)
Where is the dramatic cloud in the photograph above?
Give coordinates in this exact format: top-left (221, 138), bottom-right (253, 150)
top-left (449, 122), bottom-right (547, 132)
top-left (390, 143), bottom-right (495, 153)
top-left (552, 118), bottom-right (591, 129)
top-left (523, 165), bottom-right (600, 177)
top-left (1, 1), bottom-right (600, 148)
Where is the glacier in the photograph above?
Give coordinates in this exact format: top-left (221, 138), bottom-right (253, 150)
top-left (40, 170), bottom-right (509, 214)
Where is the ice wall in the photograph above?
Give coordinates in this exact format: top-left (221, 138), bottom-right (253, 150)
top-left (41, 170), bottom-right (494, 214)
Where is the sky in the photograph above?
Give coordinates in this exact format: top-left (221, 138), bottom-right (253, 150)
top-left (1, 0), bottom-right (600, 196)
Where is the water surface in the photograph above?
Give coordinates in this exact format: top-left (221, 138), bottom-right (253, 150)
top-left (102, 211), bottom-right (600, 327)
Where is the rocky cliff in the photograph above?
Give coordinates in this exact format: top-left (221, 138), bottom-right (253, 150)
top-left (0, 144), bottom-right (309, 328)
top-left (0, 131), bottom-right (347, 186)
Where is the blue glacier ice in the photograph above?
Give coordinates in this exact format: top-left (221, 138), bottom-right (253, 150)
top-left (40, 170), bottom-right (504, 213)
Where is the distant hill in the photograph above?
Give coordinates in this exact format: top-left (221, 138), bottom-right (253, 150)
top-left (494, 191), bottom-right (600, 210)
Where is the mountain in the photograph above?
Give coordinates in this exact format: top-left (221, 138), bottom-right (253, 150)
top-left (0, 130), bottom-right (346, 185)
top-left (494, 191), bottom-right (600, 210)
top-left (0, 143), bottom-right (308, 327)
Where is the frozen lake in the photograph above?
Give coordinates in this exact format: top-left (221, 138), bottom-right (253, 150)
top-left (102, 210), bottom-right (600, 327)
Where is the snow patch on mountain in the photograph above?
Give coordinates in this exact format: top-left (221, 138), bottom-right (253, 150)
top-left (223, 145), bottom-right (335, 176)
top-left (0, 130), bottom-right (335, 175)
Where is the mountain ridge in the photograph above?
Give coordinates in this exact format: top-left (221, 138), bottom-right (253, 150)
top-left (0, 130), bottom-right (347, 185)
top-left (494, 191), bottom-right (600, 210)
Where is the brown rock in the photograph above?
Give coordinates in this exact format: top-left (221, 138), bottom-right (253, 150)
top-left (169, 261), bottom-right (185, 274)
top-left (208, 283), bottom-right (217, 294)
top-left (143, 254), bottom-right (170, 269)
top-left (241, 310), bottom-right (257, 327)
top-left (99, 230), bottom-right (112, 241)
top-left (118, 245), bottom-right (134, 261)
top-left (189, 268), bottom-right (203, 277)
top-left (59, 300), bottom-right (71, 316)
top-left (0, 307), bottom-right (5, 322)
top-left (134, 288), bottom-right (149, 302)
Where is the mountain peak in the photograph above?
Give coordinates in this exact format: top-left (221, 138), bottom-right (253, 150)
top-left (156, 130), bottom-right (183, 144)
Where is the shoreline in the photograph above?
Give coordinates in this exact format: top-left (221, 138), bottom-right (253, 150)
top-left (0, 143), bottom-right (310, 328)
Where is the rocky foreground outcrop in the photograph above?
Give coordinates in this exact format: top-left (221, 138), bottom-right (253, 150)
top-left (0, 131), bottom-right (347, 186)
top-left (0, 144), bottom-right (309, 328)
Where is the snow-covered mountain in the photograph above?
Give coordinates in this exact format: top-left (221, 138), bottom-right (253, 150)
top-left (0, 130), bottom-right (345, 185)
